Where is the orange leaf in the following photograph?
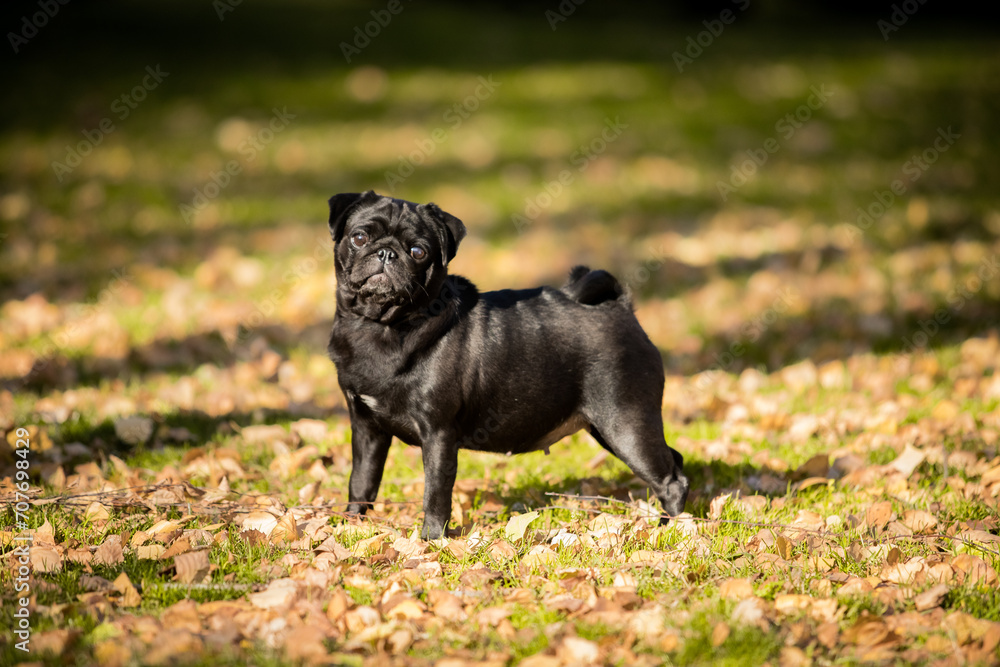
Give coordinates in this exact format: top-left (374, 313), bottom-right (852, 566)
top-left (719, 578), bottom-right (754, 600)
top-left (711, 622), bottom-right (731, 647)
top-left (269, 512), bottom-right (301, 545)
top-left (865, 501), bottom-right (893, 531)
top-left (161, 537), bottom-right (192, 560)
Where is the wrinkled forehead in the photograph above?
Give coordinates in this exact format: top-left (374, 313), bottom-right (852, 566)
top-left (351, 196), bottom-right (420, 224)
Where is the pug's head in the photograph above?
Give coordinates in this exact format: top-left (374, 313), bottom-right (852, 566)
top-left (328, 191), bottom-right (466, 322)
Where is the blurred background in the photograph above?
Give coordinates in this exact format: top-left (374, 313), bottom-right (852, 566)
top-left (1, 0), bottom-right (999, 423)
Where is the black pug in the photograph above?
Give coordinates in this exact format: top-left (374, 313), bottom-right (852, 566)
top-left (326, 190), bottom-right (689, 539)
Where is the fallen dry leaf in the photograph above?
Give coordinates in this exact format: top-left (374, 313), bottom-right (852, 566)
top-left (505, 510), bottom-right (540, 542)
top-left (890, 444), bottom-right (926, 477)
top-left (719, 578), bottom-right (754, 600)
top-left (865, 501), bottom-right (893, 531)
top-left (842, 618), bottom-right (891, 646)
top-left (249, 578), bottom-right (300, 613)
top-left (83, 501), bottom-right (111, 523)
top-left (914, 583), bottom-right (950, 611)
top-left (557, 636), bottom-right (600, 664)
top-left (241, 510), bottom-right (278, 537)
top-left (282, 625), bottom-right (329, 665)
top-left (775, 594), bottom-right (812, 615)
top-left (33, 628), bottom-right (80, 657)
top-left (711, 621), bottom-right (731, 646)
top-left (31, 545), bottom-right (62, 573)
top-left (951, 553), bottom-right (998, 586)
top-left (343, 605), bottom-right (380, 634)
top-left (521, 544), bottom-right (557, 569)
top-left (901, 509), bottom-right (938, 534)
top-left (94, 538), bottom-right (124, 567)
top-left (174, 549), bottom-right (211, 584)
top-left (161, 537), bottom-right (192, 560)
top-left (112, 572), bottom-right (142, 607)
top-left (269, 511), bottom-right (301, 545)
top-left (731, 597), bottom-right (769, 627)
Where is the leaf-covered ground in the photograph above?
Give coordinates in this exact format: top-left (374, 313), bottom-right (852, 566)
top-left (2, 2), bottom-right (1000, 665)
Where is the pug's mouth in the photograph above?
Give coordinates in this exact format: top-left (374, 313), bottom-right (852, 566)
top-left (352, 268), bottom-right (407, 303)
top-left (364, 273), bottom-right (390, 288)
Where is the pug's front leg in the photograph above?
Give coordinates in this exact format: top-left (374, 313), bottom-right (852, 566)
top-left (420, 434), bottom-right (459, 540)
top-left (346, 417), bottom-right (392, 516)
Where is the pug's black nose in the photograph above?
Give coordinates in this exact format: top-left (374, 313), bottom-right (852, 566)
top-left (377, 248), bottom-right (397, 263)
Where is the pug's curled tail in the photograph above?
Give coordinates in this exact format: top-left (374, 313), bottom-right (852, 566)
top-left (562, 265), bottom-right (631, 308)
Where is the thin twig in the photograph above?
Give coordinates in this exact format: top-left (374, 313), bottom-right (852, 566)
top-left (147, 581), bottom-right (266, 592)
top-left (544, 491), bottom-right (1000, 558)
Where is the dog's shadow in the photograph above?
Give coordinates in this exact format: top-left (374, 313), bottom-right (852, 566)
top-left (474, 447), bottom-right (775, 523)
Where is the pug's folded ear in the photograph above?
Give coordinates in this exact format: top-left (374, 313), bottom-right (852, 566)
top-left (419, 203), bottom-right (467, 266)
top-left (328, 190), bottom-right (378, 242)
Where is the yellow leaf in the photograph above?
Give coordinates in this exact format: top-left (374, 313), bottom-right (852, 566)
top-left (521, 544), bottom-right (557, 569)
top-left (112, 572), bottom-right (142, 607)
top-left (84, 502), bottom-right (111, 523)
top-left (504, 510), bottom-right (539, 542)
top-left (385, 598), bottom-right (426, 621)
top-left (136, 544), bottom-right (166, 560)
top-left (932, 400), bottom-right (960, 422)
top-left (775, 534), bottom-right (792, 560)
top-left (147, 519), bottom-right (183, 536)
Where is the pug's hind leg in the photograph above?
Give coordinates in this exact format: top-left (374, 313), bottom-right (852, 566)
top-left (590, 414), bottom-right (689, 521)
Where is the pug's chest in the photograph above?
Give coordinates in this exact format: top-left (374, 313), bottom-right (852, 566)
top-left (342, 380), bottom-right (432, 445)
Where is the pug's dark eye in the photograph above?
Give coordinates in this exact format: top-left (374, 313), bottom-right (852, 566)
top-left (350, 231), bottom-right (369, 248)
top-left (410, 246), bottom-right (426, 260)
